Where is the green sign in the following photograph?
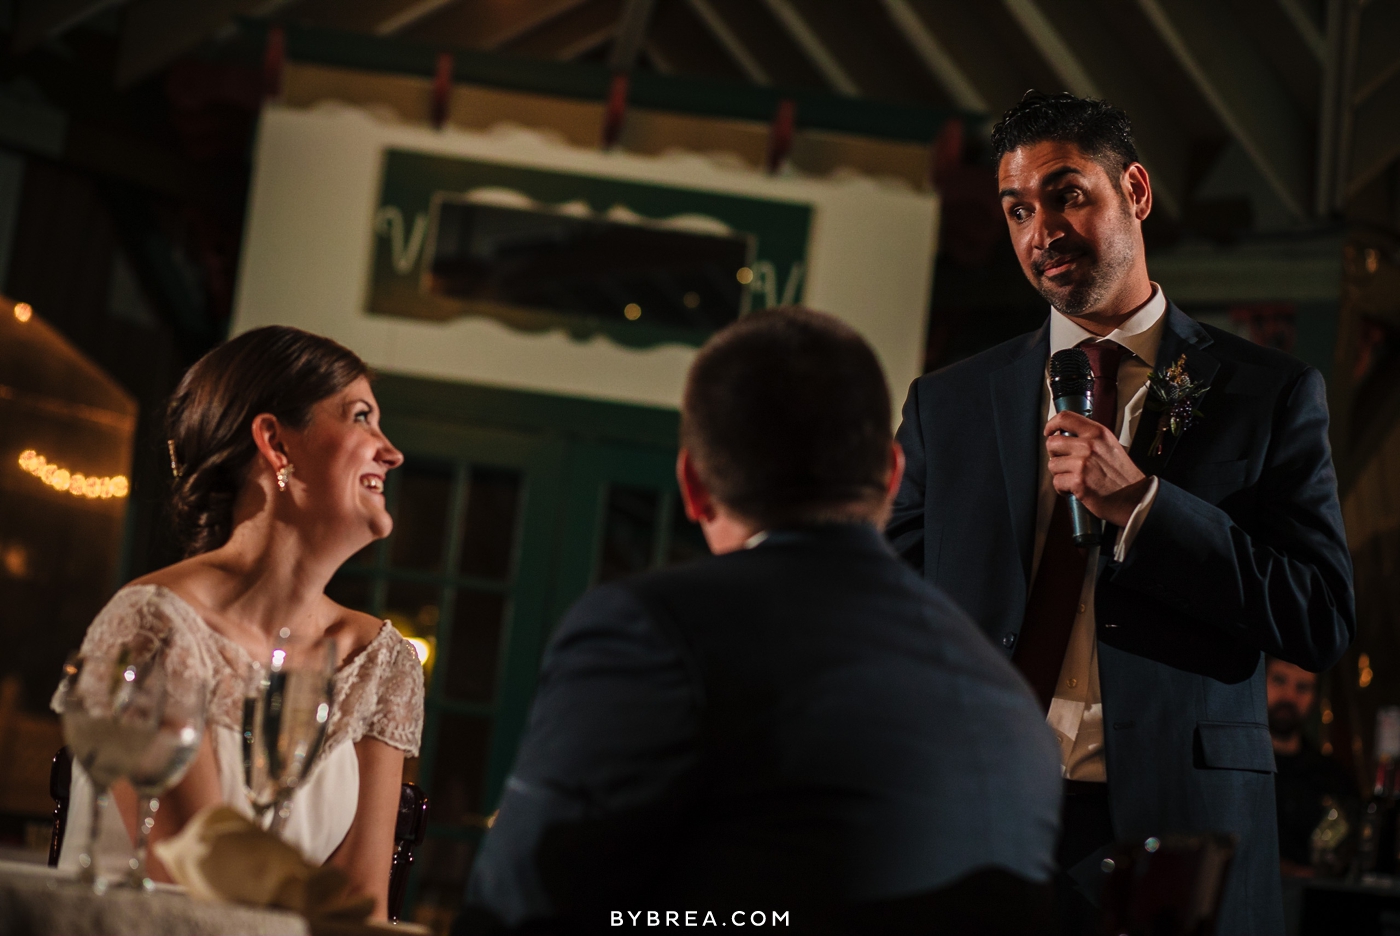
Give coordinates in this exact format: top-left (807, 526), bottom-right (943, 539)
top-left (368, 149), bottom-right (813, 348)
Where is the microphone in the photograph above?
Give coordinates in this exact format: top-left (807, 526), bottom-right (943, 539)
top-left (1049, 348), bottom-right (1101, 547)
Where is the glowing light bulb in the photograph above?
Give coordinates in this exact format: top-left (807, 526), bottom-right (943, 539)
top-left (13, 302), bottom-right (32, 323)
top-left (16, 449), bottom-right (129, 498)
top-left (407, 637), bottom-right (431, 665)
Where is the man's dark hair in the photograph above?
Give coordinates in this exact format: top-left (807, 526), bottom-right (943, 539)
top-left (991, 91), bottom-right (1138, 174)
top-left (681, 307), bottom-right (891, 528)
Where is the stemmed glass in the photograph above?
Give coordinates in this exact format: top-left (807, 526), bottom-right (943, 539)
top-left (54, 646), bottom-right (166, 891)
top-left (243, 628), bottom-right (335, 836)
top-left (125, 670), bottom-right (207, 890)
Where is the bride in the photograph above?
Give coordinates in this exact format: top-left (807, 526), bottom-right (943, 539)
top-left (56, 325), bottom-right (422, 919)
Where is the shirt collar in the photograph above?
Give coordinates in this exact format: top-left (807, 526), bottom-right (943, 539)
top-left (1048, 283), bottom-right (1168, 369)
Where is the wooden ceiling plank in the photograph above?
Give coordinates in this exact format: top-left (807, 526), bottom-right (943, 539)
top-left (608, 0), bottom-right (655, 70)
top-left (1135, 0), bottom-right (1311, 218)
top-left (1351, 0), bottom-right (1400, 105)
top-left (646, 0), bottom-right (745, 83)
top-left (13, 0), bottom-right (127, 53)
top-left (395, 0), bottom-right (591, 50)
top-left (683, 0), bottom-right (770, 85)
top-left (757, 0), bottom-right (860, 96)
top-left (1346, 67), bottom-right (1400, 199)
top-left (1275, 0), bottom-right (1326, 61)
top-left (1001, 0), bottom-right (1187, 217)
top-left (115, 0), bottom-right (261, 88)
top-left (374, 0), bottom-right (462, 36)
top-left (879, 0), bottom-right (988, 112)
top-left (503, 0), bottom-right (623, 61)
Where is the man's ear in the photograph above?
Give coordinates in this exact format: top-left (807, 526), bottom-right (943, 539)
top-left (250, 413), bottom-right (291, 476)
top-left (676, 448), bottom-right (718, 524)
top-left (883, 441), bottom-right (906, 505)
top-left (1123, 162), bottom-right (1152, 222)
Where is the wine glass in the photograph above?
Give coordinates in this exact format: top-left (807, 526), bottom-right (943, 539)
top-left (125, 669), bottom-right (207, 891)
top-left (243, 628), bottom-right (334, 836)
top-left (55, 647), bottom-right (166, 891)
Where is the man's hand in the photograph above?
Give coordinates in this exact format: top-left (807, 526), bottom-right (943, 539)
top-left (1044, 411), bottom-right (1151, 527)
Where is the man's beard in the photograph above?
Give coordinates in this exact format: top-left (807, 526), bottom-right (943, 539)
top-left (1269, 701), bottom-right (1303, 738)
top-left (1031, 204), bottom-right (1138, 317)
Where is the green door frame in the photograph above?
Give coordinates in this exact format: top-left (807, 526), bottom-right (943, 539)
top-left (370, 374), bottom-right (687, 921)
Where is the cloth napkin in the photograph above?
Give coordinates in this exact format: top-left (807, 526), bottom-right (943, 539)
top-left (152, 805), bottom-right (375, 922)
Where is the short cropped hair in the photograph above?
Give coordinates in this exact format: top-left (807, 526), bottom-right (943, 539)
top-left (991, 91), bottom-right (1138, 174)
top-left (681, 307), bottom-right (891, 528)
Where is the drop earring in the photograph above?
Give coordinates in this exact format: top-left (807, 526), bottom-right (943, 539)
top-left (276, 464), bottom-right (294, 492)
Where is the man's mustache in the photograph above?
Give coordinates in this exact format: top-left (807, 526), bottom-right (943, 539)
top-left (1032, 246), bottom-right (1090, 277)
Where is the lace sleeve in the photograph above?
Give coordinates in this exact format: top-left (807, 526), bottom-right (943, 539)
top-left (362, 632), bottom-right (425, 757)
top-left (51, 586), bottom-right (216, 716)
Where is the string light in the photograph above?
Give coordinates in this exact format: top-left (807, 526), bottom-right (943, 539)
top-left (1360, 653), bottom-right (1374, 689)
top-left (17, 450), bottom-right (128, 499)
top-left (13, 302), bottom-right (32, 323)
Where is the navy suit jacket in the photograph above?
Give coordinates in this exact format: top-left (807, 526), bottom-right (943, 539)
top-left (887, 305), bottom-right (1355, 934)
top-left (461, 524), bottom-right (1062, 932)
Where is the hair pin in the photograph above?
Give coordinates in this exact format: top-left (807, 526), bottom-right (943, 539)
top-left (167, 440), bottom-right (182, 479)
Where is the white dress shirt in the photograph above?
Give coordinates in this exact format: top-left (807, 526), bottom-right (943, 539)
top-left (1033, 284), bottom-right (1168, 782)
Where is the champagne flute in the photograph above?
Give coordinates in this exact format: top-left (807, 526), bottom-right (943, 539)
top-left (55, 647), bottom-right (165, 891)
top-left (125, 669), bottom-right (207, 891)
top-left (243, 628), bottom-right (334, 836)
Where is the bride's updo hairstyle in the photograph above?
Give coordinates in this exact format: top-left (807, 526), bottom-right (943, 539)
top-left (166, 326), bottom-right (369, 557)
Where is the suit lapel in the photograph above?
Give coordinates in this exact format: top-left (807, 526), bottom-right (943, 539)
top-left (991, 323), bottom-right (1050, 590)
top-left (1129, 303), bottom-right (1221, 475)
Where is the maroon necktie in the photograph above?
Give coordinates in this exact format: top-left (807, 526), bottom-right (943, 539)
top-left (1013, 340), bottom-right (1126, 711)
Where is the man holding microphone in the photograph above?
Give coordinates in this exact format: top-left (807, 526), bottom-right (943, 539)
top-left (888, 92), bottom-right (1354, 934)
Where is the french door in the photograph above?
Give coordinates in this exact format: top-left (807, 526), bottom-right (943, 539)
top-left (326, 375), bottom-right (706, 932)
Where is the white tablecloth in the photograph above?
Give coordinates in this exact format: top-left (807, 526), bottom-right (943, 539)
top-left (0, 860), bottom-right (310, 936)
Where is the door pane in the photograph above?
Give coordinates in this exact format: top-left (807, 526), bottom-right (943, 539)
top-left (384, 580), bottom-right (443, 642)
top-left (596, 484), bottom-right (659, 583)
top-left (429, 712), bottom-right (493, 822)
top-left (459, 467), bottom-right (522, 581)
top-left (390, 462), bottom-right (454, 573)
top-left (443, 589), bottom-right (507, 704)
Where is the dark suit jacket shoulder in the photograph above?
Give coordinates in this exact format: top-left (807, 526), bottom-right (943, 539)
top-left (464, 525), bottom-right (1062, 930)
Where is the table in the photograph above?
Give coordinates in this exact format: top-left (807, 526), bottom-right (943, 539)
top-left (0, 859), bottom-right (310, 936)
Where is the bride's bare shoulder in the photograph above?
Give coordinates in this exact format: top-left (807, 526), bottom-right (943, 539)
top-left (126, 557), bottom-right (221, 610)
top-left (322, 594), bottom-right (387, 653)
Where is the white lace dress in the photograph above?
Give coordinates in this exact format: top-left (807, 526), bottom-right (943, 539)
top-left (54, 584), bottom-right (424, 868)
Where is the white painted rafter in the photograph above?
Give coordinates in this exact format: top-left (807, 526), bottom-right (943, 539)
top-left (682, 0), bottom-right (772, 86)
top-left (879, 0), bottom-right (988, 112)
top-left (758, 0), bottom-right (861, 96)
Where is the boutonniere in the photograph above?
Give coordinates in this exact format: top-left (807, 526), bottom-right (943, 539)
top-left (1145, 353), bottom-right (1209, 456)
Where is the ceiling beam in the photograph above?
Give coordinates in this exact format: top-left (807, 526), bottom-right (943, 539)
top-left (609, 0), bottom-right (656, 70)
top-left (1136, 0), bottom-right (1312, 219)
top-left (757, 0), bottom-right (860, 96)
top-left (374, 0), bottom-right (460, 36)
top-left (682, 0), bottom-right (771, 85)
top-left (878, 0), bottom-right (988, 112)
top-left (12, 0), bottom-right (126, 52)
top-left (115, 0), bottom-right (260, 88)
top-left (1351, 0), bottom-right (1400, 105)
top-left (393, 0), bottom-right (592, 51)
top-left (999, 0), bottom-right (1186, 217)
top-left (1000, 0), bottom-right (1097, 98)
top-left (1346, 66), bottom-right (1400, 199)
top-left (1275, 0), bottom-right (1325, 62)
